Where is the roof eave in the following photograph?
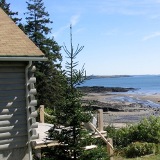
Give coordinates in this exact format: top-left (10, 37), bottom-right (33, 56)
top-left (0, 56), bottom-right (48, 61)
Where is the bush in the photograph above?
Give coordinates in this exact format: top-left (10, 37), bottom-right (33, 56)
top-left (124, 142), bottom-right (154, 158)
top-left (105, 116), bottom-right (160, 148)
top-left (155, 143), bottom-right (160, 154)
top-left (135, 116), bottom-right (160, 143)
top-left (105, 125), bottom-right (133, 148)
top-left (80, 146), bottom-right (109, 160)
top-left (37, 107), bottom-right (55, 124)
top-left (43, 107), bottom-right (55, 124)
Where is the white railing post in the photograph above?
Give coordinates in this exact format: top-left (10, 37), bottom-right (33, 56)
top-left (107, 138), bottom-right (114, 160)
top-left (40, 105), bottom-right (44, 123)
top-left (98, 109), bottom-right (103, 132)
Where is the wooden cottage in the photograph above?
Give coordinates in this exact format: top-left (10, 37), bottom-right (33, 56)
top-left (0, 8), bottom-right (46, 160)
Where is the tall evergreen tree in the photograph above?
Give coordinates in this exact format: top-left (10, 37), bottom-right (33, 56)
top-left (0, 0), bottom-right (21, 24)
top-left (24, 0), bottom-right (65, 108)
top-left (48, 26), bottom-right (109, 160)
top-left (49, 26), bottom-right (94, 160)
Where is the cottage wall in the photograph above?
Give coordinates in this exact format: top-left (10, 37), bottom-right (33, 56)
top-left (0, 62), bottom-right (37, 160)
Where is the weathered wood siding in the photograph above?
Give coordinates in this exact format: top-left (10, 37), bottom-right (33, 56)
top-left (0, 62), bottom-right (29, 160)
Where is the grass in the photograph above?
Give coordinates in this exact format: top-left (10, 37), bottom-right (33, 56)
top-left (114, 154), bottom-right (160, 160)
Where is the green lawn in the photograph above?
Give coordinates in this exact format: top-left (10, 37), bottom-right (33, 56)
top-left (114, 154), bottom-right (160, 160)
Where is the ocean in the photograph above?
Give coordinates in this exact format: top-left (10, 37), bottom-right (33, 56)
top-left (80, 75), bottom-right (160, 108)
top-left (81, 75), bottom-right (160, 94)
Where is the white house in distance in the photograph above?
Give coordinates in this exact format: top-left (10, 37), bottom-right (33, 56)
top-left (0, 8), bottom-right (46, 160)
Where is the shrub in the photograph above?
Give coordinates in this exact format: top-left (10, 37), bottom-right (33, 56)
top-left (155, 143), bottom-right (160, 154)
top-left (80, 146), bottom-right (109, 160)
top-left (124, 142), bottom-right (154, 158)
top-left (37, 107), bottom-right (55, 124)
top-left (105, 125), bottom-right (133, 148)
top-left (43, 107), bottom-right (55, 124)
top-left (105, 116), bottom-right (160, 148)
top-left (135, 116), bottom-right (160, 143)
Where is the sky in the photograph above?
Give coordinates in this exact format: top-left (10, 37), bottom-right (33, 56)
top-left (6, 0), bottom-right (160, 75)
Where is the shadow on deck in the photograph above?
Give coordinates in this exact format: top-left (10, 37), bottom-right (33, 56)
top-left (31, 105), bottom-right (114, 160)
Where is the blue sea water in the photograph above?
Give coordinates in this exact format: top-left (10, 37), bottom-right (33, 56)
top-left (80, 75), bottom-right (160, 108)
top-left (81, 75), bottom-right (160, 94)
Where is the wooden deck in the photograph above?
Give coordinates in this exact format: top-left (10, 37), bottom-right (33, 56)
top-left (32, 107), bottom-right (114, 160)
top-left (32, 123), bottom-right (58, 149)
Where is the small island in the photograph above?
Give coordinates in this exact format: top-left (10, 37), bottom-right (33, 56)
top-left (77, 86), bottom-right (136, 93)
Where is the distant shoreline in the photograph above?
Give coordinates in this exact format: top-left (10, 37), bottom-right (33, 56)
top-left (77, 86), bottom-right (136, 93)
top-left (86, 75), bottom-right (132, 79)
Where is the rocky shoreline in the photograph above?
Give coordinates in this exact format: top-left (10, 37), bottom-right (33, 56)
top-left (78, 86), bottom-right (136, 93)
top-left (79, 86), bottom-right (160, 128)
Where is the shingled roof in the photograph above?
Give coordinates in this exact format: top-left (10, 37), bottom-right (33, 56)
top-left (0, 8), bottom-right (44, 57)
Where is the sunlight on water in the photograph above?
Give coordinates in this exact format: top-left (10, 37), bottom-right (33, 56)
top-left (81, 75), bottom-right (160, 108)
top-left (82, 75), bottom-right (160, 94)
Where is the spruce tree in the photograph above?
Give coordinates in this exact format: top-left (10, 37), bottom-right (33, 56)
top-left (48, 26), bottom-right (110, 160)
top-left (0, 0), bottom-right (21, 24)
top-left (24, 0), bottom-right (65, 108)
top-left (49, 25), bottom-right (94, 160)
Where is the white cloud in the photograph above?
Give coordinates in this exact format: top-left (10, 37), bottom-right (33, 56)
top-left (70, 14), bottom-right (80, 26)
top-left (53, 14), bottom-right (80, 38)
top-left (75, 28), bottom-right (85, 34)
top-left (53, 25), bottom-right (69, 38)
top-left (96, 0), bottom-right (160, 17)
top-left (142, 32), bottom-right (160, 41)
